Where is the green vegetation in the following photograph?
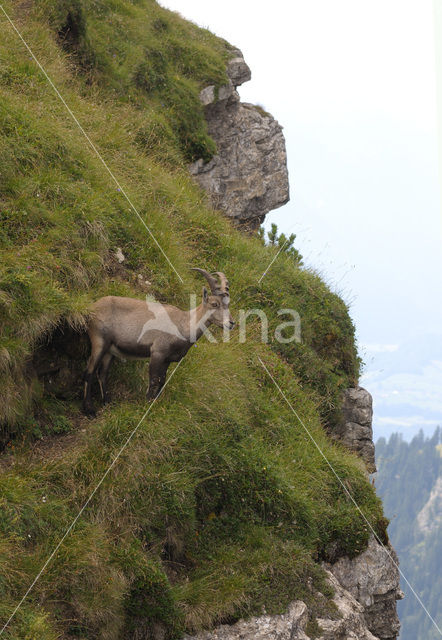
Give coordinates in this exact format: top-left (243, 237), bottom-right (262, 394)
top-left (0, 1), bottom-right (384, 637)
top-left (36, 0), bottom-right (231, 162)
top-left (259, 222), bottom-right (303, 267)
top-left (376, 428), bottom-right (442, 640)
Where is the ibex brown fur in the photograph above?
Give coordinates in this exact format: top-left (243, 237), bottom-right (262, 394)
top-left (82, 270), bottom-right (234, 416)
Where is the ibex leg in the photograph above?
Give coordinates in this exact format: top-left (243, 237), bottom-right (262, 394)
top-left (97, 353), bottom-right (113, 405)
top-left (146, 355), bottom-right (169, 401)
top-left (82, 335), bottom-right (107, 416)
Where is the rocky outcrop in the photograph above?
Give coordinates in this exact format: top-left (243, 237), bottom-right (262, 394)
top-left (184, 601), bottom-right (310, 640)
top-left (326, 536), bottom-right (403, 640)
top-left (190, 53), bottom-right (289, 230)
top-left (334, 387), bottom-right (376, 473)
top-left (184, 539), bottom-right (402, 640)
top-left (184, 569), bottom-right (382, 640)
top-left (316, 571), bottom-right (379, 640)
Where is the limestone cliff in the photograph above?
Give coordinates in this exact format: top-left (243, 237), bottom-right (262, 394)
top-left (326, 536), bottom-right (404, 640)
top-left (189, 53), bottom-right (289, 230)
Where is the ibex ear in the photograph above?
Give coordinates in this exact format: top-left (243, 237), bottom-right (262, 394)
top-left (202, 286), bottom-right (209, 303)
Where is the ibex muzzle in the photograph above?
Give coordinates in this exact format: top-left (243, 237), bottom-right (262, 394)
top-left (82, 270), bottom-right (234, 416)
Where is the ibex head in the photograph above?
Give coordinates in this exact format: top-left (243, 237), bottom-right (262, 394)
top-left (192, 268), bottom-right (235, 330)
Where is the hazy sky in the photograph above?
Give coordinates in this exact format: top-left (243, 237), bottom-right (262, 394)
top-left (161, 0), bottom-right (442, 438)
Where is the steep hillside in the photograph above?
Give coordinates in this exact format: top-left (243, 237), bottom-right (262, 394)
top-left (0, 2), bottom-right (389, 639)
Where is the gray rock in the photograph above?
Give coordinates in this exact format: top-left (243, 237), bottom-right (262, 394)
top-left (226, 56), bottom-right (251, 87)
top-left (183, 601), bottom-right (309, 640)
top-left (184, 569), bottom-right (382, 640)
top-left (326, 535), bottom-right (403, 640)
top-left (190, 55), bottom-right (289, 230)
top-left (199, 85), bottom-right (216, 106)
top-left (316, 571), bottom-right (379, 640)
top-left (334, 387), bottom-right (376, 473)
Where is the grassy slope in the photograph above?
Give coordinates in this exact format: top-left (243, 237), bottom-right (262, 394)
top-left (0, 1), bottom-right (386, 638)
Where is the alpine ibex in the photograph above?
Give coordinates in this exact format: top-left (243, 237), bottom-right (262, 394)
top-left (82, 270), bottom-right (234, 416)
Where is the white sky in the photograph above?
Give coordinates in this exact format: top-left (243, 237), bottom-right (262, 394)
top-left (161, 0), bottom-right (442, 437)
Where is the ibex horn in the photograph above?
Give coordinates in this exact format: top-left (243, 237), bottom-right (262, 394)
top-left (191, 268), bottom-right (220, 295)
top-left (213, 272), bottom-right (229, 295)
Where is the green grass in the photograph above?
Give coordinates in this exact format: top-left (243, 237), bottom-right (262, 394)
top-left (0, 344), bottom-right (384, 638)
top-left (0, 1), bottom-right (383, 638)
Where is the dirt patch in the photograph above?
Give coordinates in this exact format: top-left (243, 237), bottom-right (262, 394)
top-left (0, 412), bottom-right (91, 473)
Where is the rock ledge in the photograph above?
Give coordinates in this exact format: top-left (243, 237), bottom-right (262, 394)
top-left (184, 568), bottom-right (385, 640)
top-left (189, 52), bottom-right (289, 230)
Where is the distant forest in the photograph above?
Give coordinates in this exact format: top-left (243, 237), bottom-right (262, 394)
top-left (376, 428), bottom-right (442, 640)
